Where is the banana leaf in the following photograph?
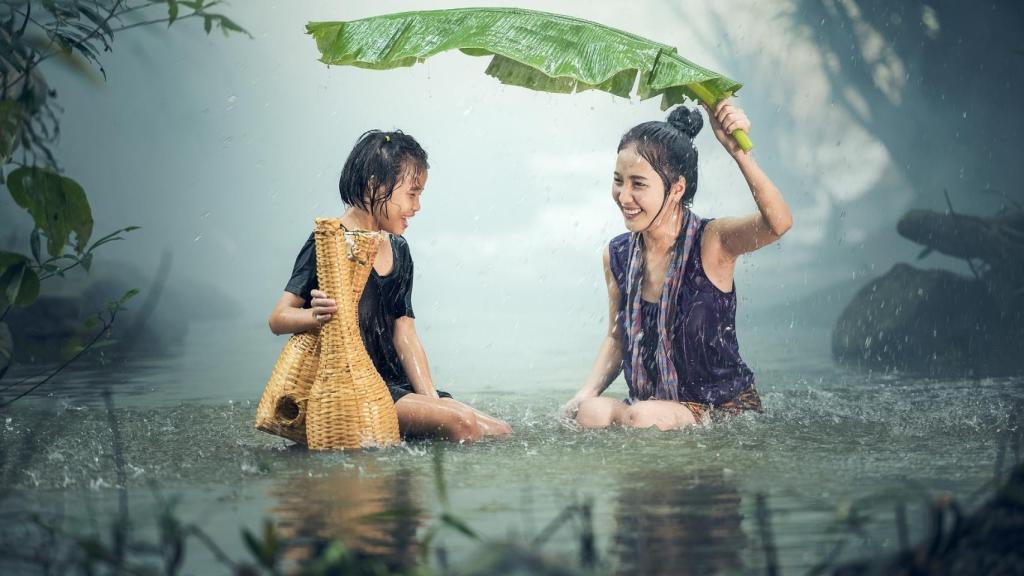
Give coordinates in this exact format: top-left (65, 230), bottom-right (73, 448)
top-left (307, 7), bottom-right (753, 151)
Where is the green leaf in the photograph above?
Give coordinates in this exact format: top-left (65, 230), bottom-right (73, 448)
top-left (0, 321), bottom-right (13, 380)
top-left (79, 5), bottom-right (115, 41)
top-left (241, 528), bottom-right (261, 562)
top-left (0, 100), bottom-right (22, 163)
top-left (81, 252), bottom-right (92, 272)
top-left (209, 14), bottom-right (248, 37)
top-left (0, 260), bottom-right (41, 307)
top-left (168, 0), bottom-right (179, 25)
top-left (306, 8), bottom-right (744, 113)
top-left (0, 251), bottom-right (29, 275)
top-left (6, 167), bottom-right (94, 257)
top-left (61, 334), bottom-right (84, 361)
top-left (440, 512), bottom-right (480, 540)
top-left (241, 520), bottom-right (279, 570)
top-left (203, 15), bottom-right (212, 34)
top-left (30, 229), bottom-right (42, 264)
top-left (118, 288), bottom-right (140, 305)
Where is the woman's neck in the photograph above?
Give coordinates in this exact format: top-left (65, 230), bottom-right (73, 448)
top-left (340, 207), bottom-right (379, 231)
top-left (642, 205), bottom-right (687, 255)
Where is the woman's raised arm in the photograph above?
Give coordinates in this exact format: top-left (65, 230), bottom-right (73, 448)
top-left (702, 100), bottom-right (793, 259)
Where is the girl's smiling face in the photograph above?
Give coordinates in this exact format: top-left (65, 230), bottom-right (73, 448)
top-left (613, 144), bottom-right (678, 233)
top-left (372, 167), bottom-right (426, 235)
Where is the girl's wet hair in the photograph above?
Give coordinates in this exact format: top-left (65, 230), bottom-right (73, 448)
top-left (618, 106), bottom-right (703, 206)
top-left (338, 130), bottom-right (429, 216)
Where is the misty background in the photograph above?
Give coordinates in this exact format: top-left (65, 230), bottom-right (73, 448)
top-left (3, 0), bottom-right (1021, 399)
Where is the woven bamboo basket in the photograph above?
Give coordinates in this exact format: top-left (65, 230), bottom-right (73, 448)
top-left (305, 218), bottom-right (401, 450)
top-left (254, 328), bottom-right (320, 444)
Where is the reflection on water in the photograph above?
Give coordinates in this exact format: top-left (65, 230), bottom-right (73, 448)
top-left (268, 460), bottom-right (425, 572)
top-left (613, 468), bottom-right (745, 575)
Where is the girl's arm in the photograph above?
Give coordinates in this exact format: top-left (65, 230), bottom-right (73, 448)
top-left (701, 99), bottom-right (793, 259)
top-left (393, 317), bottom-right (440, 399)
top-left (268, 289), bottom-right (335, 335)
top-left (559, 246), bottom-right (625, 418)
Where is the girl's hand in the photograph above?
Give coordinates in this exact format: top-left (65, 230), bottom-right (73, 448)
top-left (701, 98), bottom-right (752, 158)
top-left (309, 289), bottom-right (337, 325)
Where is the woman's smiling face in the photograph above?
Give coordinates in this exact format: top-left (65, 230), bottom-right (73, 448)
top-left (613, 144), bottom-right (669, 233)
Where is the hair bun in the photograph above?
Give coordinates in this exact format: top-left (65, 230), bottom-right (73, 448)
top-left (667, 106), bottom-right (703, 139)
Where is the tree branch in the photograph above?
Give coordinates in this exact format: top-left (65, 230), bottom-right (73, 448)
top-left (0, 308), bottom-right (119, 408)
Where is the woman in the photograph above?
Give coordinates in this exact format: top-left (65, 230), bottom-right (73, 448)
top-left (560, 99), bottom-right (792, 430)
top-left (269, 130), bottom-right (512, 442)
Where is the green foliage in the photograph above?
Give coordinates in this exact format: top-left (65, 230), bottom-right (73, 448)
top-left (0, 321), bottom-right (12, 379)
top-left (306, 7), bottom-right (743, 111)
top-left (6, 166), bottom-right (93, 257)
top-left (242, 519), bottom-right (281, 572)
top-left (0, 100), bottom-right (23, 164)
top-left (63, 287), bottom-right (140, 358)
top-left (0, 251), bottom-right (39, 308)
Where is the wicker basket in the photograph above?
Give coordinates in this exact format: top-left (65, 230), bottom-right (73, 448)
top-left (305, 218), bottom-right (401, 450)
top-left (254, 329), bottom-right (320, 444)
top-left (256, 219), bottom-right (401, 449)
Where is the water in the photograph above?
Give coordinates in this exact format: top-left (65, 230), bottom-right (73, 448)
top-left (1, 320), bottom-right (1020, 574)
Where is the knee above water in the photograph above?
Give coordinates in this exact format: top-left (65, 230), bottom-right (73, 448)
top-left (623, 405), bottom-right (657, 428)
top-left (450, 410), bottom-right (481, 443)
top-left (576, 399), bottom-right (614, 428)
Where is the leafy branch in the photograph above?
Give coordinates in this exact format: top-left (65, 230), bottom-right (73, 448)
top-left (0, 0), bottom-right (245, 385)
top-left (0, 287), bottom-right (138, 408)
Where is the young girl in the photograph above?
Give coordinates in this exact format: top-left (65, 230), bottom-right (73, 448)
top-left (269, 130), bottom-right (512, 442)
top-left (560, 99), bottom-right (792, 430)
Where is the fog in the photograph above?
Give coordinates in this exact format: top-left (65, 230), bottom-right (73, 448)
top-left (3, 0), bottom-right (1021, 380)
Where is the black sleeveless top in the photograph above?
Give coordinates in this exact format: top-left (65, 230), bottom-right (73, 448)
top-left (608, 219), bottom-right (755, 405)
top-left (284, 232), bottom-right (415, 387)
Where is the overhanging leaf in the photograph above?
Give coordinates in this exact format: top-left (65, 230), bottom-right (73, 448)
top-left (440, 512), bottom-right (480, 540)
top-left (6, 167), bottom-right (94, 257)
top-left (307, 7), bottom-right (752, 149)
top-left (0, 100), bottom-right (23, 163)
top-left (0, 259), bottom-right (40, 308)
top-left (168, 0), bottom-right (179, 25)
top-left (0, 321), bottom-right (11, 379)
top-left (0, 251), bottom-right (29, 275)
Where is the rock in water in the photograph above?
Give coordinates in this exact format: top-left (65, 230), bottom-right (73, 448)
top-left (831, 263), bottom-right (1019, 376)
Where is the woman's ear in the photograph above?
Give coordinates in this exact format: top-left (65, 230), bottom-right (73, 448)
top-left (669, 176), bottom-right (686, 204)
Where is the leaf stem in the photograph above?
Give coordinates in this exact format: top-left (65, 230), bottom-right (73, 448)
top-left (688, 82), bottom-right (754, 152)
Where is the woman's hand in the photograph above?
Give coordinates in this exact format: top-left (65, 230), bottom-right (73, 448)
top-left (558, 393), bottom-right (590, 421)
top-left (701, 98), bottom-right (752, 158)
top-left (309, 289), bottom-right (337, 325)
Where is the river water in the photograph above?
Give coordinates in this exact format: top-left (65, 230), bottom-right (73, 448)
top-left (1, 319), bottom-right (1020, 574)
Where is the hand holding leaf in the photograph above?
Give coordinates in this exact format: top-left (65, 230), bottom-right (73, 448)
top-left (701, 98), bottom-right (752, 158)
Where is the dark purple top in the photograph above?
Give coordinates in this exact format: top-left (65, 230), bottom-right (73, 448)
top-left (609, 218), bottom-right (755, 405)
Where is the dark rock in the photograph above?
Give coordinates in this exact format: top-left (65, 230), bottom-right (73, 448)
top-left (832, 263), bottom-right (1020, 376)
